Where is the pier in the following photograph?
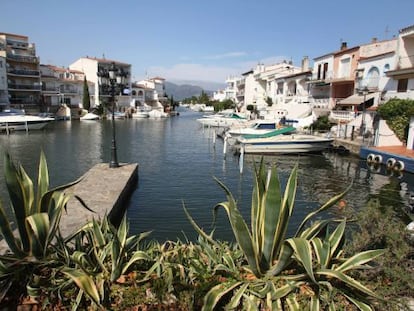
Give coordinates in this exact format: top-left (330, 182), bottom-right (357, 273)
top-left (62, 163), bottom-right (138, 236)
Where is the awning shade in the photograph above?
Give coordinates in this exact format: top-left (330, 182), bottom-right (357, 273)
top-left (338, 93), bottom-right (377, 106)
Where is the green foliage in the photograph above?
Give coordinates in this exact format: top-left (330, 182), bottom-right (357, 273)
top-left (82, 77), bottom-right (91, 111)
top-left (59, 216), bottom-right (152, 308)
top-left (198, 91), bottom-right (210, 105)
top-left (212, 99), bottom-right (235, 112)
top-left (185, 159), bottom-right (383, 310)
top-left (345, 197), bottom-right (414, 310)
top-left (0, 151), bottom-right (79, 259)
top-left (0, 151), bottom-right (81, 305)
top-left (308, 115), bottom-right (332, 131)
top-left (377, 98), bottom-right (414, 142)
top-left (266, 96), bottom-right (273, 106)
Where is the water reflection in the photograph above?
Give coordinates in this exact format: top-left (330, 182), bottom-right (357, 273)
top-left (0, 110), bottom-right (412, 242)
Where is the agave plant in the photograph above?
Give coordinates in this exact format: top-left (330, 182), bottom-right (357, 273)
top-left (59, 215), bottom-right (152, 308)
top-left (185, 158), bottom-right (384, 310)
top-left (0, 151), bottom-right (80, 258)
top-left (0, 151), bottom-right (82, 304)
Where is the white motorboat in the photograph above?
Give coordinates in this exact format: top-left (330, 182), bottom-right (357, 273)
top-left (148, 109), bottom-right (169, 118)
top-left (197, 112), bottom-right (247, 128)
top-left (236, 133), bottom-right (333, 154)
top-left (0, 109), bottom-right (54, 133)
top-left (80, 112), bottom-right (100, 121)
top-left (226, 120), bottom-right (289, 138)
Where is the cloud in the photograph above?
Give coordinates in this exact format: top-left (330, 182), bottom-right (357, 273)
top-left (147, 63), bottom-right (241, 83)
top-left (203, 51), bottom-right (247, 60)
top-left (144, 55), bottom-right (292, 83)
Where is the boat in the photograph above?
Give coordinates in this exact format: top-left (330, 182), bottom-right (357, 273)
top-left (197, 112), bottom-right (248, 128)
top-left (148, 109), bottom-right (169, 118)
top-left (80, 112), bottom-right (100, 121)
top-left (107, 111), bottom-right (126, 119)
top-left (226, 120), bottom-right (292, 138)
top-left (236, 133), bottom-right (333, 154)
top-left (0, 110), bottom-right (54, 133)
top-left (131, 104), bottom-right (152, 118)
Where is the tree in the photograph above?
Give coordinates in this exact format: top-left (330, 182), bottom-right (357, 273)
top-left (198, 91), bottom-right (210, 105)
top-left (377, 98), bottom-right (414, 142)
top-left (82, 77), bottom-right (91, 111)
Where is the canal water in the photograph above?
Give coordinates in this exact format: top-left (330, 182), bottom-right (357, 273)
top-left (0, 109), bottom-right (412, 242)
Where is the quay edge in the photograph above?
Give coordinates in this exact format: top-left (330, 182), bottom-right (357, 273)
top-left (62, 162), bottom-right (139, 236)
top-left (332, 138), bottom-right (414, 174)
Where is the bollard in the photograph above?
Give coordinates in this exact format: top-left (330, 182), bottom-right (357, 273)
top-left (239, 145), bottom-right (244, 174)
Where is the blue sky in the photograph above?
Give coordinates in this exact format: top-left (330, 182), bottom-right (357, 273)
top-left (2, 0), bottom-right (414, 85)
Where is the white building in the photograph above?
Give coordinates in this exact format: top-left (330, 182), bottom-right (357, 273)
top-left (40, 64), bottom-right (93, 110)
top-left (70, 57), bottom-right (131, 109)
top-left (385, 24), bottom-right (414, 100)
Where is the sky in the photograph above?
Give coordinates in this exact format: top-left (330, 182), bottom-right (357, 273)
top-left (2, 0), bottom-right (414, 86)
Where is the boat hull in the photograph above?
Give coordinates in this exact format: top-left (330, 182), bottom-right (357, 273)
top-left (237, 134), bottom-right (333, 154)
top-left (0, 115), bottom-right (54, 132)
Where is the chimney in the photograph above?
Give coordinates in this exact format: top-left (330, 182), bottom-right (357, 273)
top-left (340, 41), bottom-right (347, 50)
top-left (301, 56), bottom-right (309, 72)
top-left (371, 37), bottom-right (378, 43)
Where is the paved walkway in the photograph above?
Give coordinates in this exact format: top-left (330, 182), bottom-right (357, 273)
top-left (62, 163), bottom-right (138, 236)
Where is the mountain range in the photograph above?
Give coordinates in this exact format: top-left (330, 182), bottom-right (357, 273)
top-left (164, 80), bottom-right (225, 101)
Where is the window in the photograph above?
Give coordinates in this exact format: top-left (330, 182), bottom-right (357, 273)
top-left (323, 63), bottom-right (328, 79)
top-left (383, 64), bottom-right (390, 75)
top-left (339, 57), bottom-right (351, 78)
top-left (397, 78), bottom-right (408, 92)
top-left (367, 67), bottom-right (380, 89)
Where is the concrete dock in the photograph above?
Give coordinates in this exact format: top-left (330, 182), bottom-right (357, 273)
top-left (0, 162), bottom-right (138, 254)
top-left (61, 163), bottom-right (138, 236)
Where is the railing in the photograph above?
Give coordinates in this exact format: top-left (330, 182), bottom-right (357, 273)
top-left (310, 70), bottom-right (334, 81)
top-left (6, 53), bottom-right (39, 63)
top-left (8, 84), bottom-right (41, 91)
top-left (8, 69), bottom-right (40, 76)
top-left (329, 110), bottom-right (356, 122)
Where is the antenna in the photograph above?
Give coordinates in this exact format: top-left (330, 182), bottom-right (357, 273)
top-left (384, 25), bottom-right (389, 39)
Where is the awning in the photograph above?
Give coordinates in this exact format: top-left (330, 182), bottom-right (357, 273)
top-left (337, 92), bottom-right (377, 106)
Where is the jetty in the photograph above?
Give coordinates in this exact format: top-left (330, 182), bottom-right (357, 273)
top-left (62, 163), bottom-right (138, 236)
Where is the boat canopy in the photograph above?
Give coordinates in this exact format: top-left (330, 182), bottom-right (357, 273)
top-left (242, 126), bottom-right (296, 139)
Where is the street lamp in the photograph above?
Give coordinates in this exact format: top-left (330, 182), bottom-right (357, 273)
top-left (358, 86), bottom-right (369, 140)
top-left (97, 62), bottom-right (127, 168)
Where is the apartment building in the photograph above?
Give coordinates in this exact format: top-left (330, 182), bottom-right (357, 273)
top-left (69, 57), bottom-right (131, 109)
top-left (386, 24), bottom-right (414, 99)
top-left (0, 32), bottom-right (41, 112)
top-left (40, 64), bottom-right (94, 111)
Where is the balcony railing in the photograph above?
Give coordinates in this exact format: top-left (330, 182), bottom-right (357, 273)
top-left (6, 53), bottom-right (39, 63)
top-left (8, 69), bottom-right (40, 77)
top-left (329, 110), bottom-right (356, 122)
top-left (8, 83), bottom-right (41, 91)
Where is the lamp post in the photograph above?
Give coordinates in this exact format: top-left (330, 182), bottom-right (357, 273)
top-left (98, 62), bottom-right (127, 168)
top-left (358, 86), bottom-right (369, 140)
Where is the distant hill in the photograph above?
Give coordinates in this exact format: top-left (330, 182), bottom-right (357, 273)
top-left (165, 81), bottom-right (224, 101)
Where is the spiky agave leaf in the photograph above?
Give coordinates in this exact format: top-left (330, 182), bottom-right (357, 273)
top-left (62, 267), bottom-right (101, 307)
top-left (36, 151), bottom-right (49, 214)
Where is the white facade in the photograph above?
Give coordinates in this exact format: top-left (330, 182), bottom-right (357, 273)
top-left (40, 64), bottom-right (92, 109)
top-left (385, 25), bottom-right (414, 100)
top-left (357, 39), bottom-right (397, 94)
top-left (70, 57), bottom-right (131, 108)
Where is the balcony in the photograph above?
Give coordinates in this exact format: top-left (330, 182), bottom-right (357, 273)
top-left (6, 53), bottom-right (39, 63)
top-left (8, 83), bottom-right (41, 91)
top-left (8, 69), bottom-right (40, 77)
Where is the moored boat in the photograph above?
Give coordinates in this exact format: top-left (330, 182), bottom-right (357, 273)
top-left (236, 133), bottom-right (333, 154)
top-left (0, 109), bottom-right (54, 133)
top-left (197, 112), bottom-right (247, 128)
